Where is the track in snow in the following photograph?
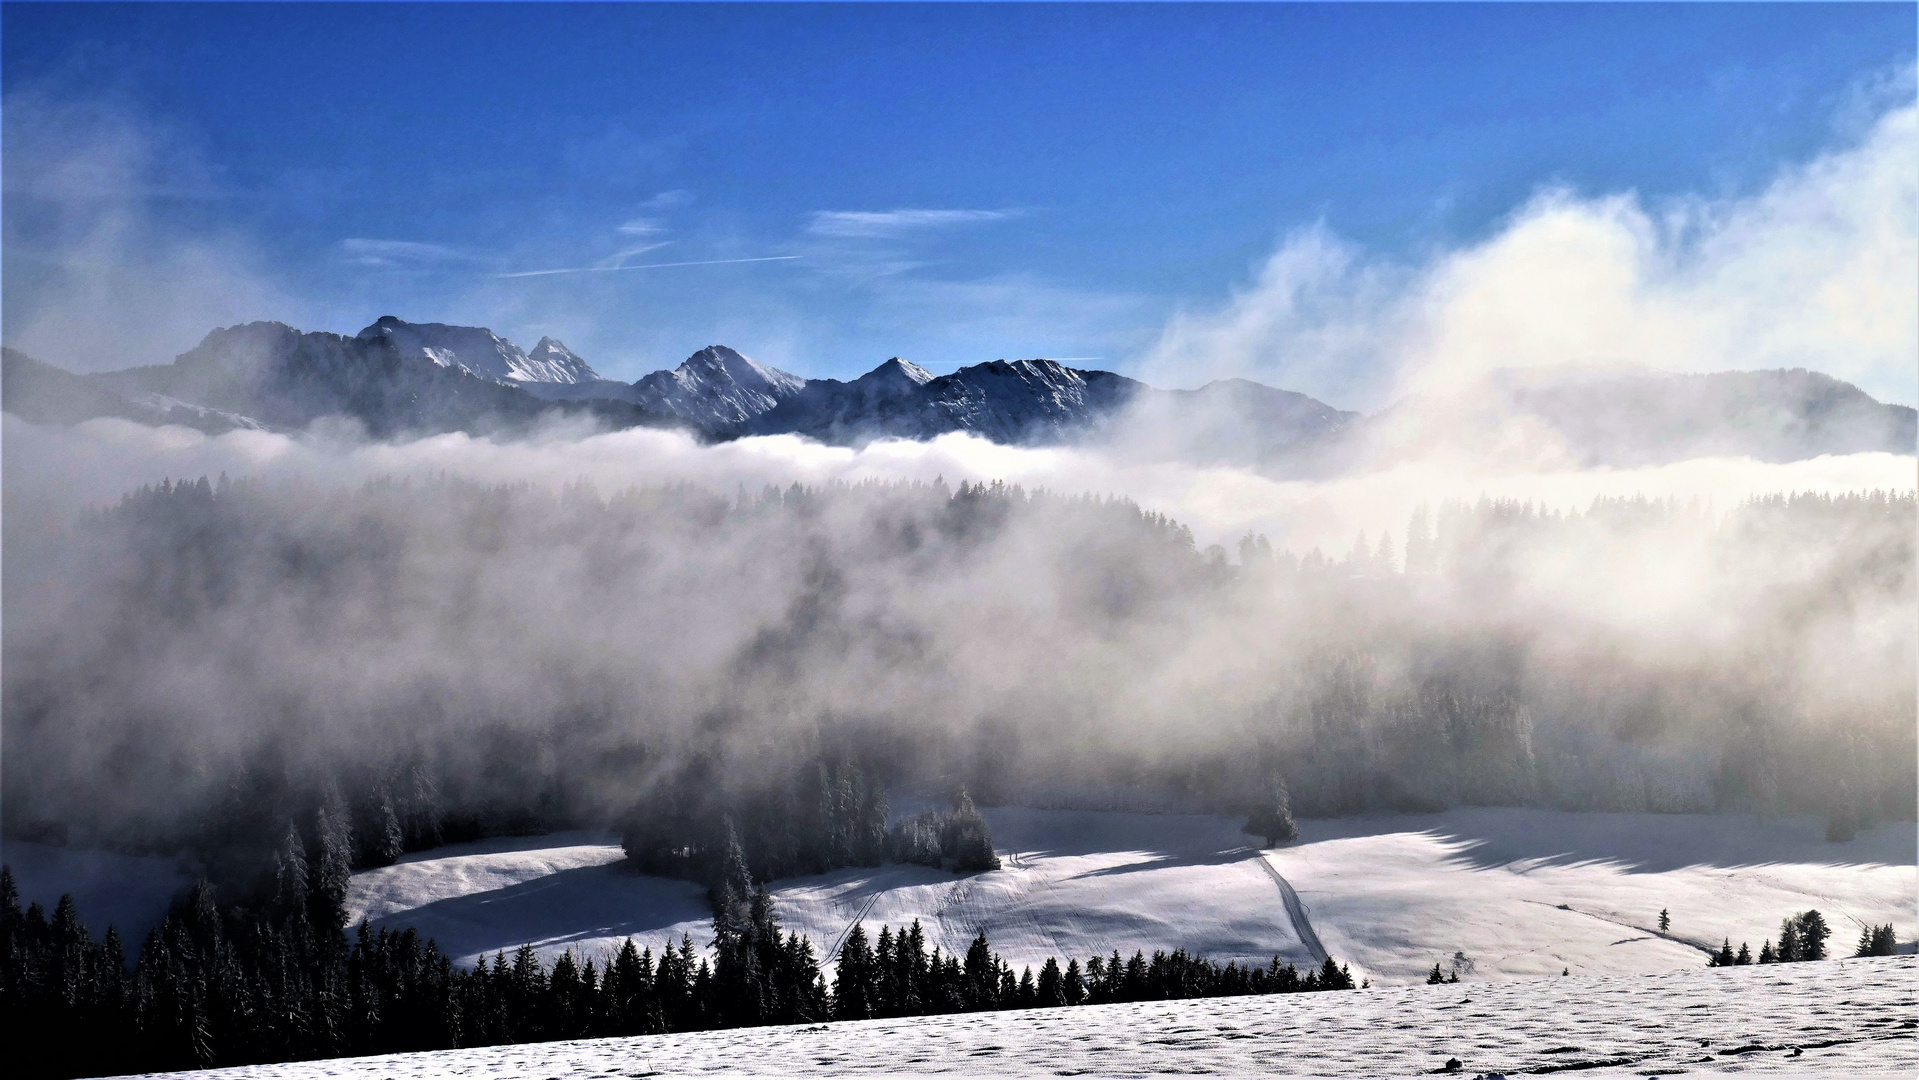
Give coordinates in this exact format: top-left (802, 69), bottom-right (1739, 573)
top-left (823, 888), bottom-right (885, 964)
top-left (117, 955), bottom-right (1919, 1079)
top-left (1254, 849), bottom-right (1329, 965)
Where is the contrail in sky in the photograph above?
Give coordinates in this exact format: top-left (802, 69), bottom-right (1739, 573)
top-left (496, 255), bottom-right (803, 279)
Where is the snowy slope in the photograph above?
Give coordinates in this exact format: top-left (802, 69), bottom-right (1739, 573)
top-left (526, 337), bottom-right (595, 382)
top-left (117, 955), bottom-right (1919, 1079)
top-left (343, 807), bottom-right (1914, 986)
top-left (1271, 808), bottom-right (1917, 985)
top-left (345, 811), bottom-right (1313, 972)
top-left (345, 832), bottom-right (714, 966)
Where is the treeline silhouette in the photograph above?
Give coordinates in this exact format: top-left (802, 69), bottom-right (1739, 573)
top-left (0, 862), bottom-right (1350, 1079)
top-left (1704, 909), bottom-right (1903, 967)
top-left (624, 766), bottom-right (1000, 886)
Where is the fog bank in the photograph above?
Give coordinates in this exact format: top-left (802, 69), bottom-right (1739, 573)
top-left (5, 415), bottom-right (1909, 556)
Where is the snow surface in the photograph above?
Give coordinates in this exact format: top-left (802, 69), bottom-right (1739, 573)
top-left (344, 808), bottom-right (1915, 987)
top-left (118, 955), bottom-right (1919, 1079)
top-left (9, 806), bottom-right (1906, 991)
top-left (1271, 808), bottom-right (1917, 985)
top-left (345, 812), bottom-right (1313, 972)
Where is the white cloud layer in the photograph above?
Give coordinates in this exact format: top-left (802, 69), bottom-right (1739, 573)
top-left (7, 416), bottom-right (1908, 559)
top-left (1142, 87), bottom-right (1919, 407)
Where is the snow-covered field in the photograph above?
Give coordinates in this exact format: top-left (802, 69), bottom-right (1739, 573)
top-left (123, 955), bottom-right (1919, 1079)
top-left (9, 806), bottom-right (1911, 991)
top-left (344, 810), bottom-right (1316, 974)
top-left (341, 807), bottom-right (1915, 986)
top-left (1270, 808), bottom-right (1916, 985)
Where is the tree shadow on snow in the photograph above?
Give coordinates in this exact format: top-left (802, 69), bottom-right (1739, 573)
top-left (1061, 846), bottom-right (1255, 881)
top-left (365, 861), bottom-right (711, 962)
top-left (1291, 808), bottom-right (1917, 874)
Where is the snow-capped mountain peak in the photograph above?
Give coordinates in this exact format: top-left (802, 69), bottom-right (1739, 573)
top-left (355, 317), bottom-right (599, 384)
top-left (681, 345), bottom-right (808, 397)
top-left (631, 346), bottom-right (808, 427)
top-left (859, 357), bottom-right (935, 388)
top-left (524, 337), bottom-right (600, 383)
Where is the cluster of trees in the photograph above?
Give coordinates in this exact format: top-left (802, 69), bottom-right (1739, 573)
top-left (1853, 923), bottom-right (1900, 957)
top-left (0, 862), bottom-right (1351, 1080)
top-left (1707, 910), bottom-right (1843, 966)
top-left (622, 761), bottom-right (998, 888)
top-left (831, 923), bottom-right (1354, 1020)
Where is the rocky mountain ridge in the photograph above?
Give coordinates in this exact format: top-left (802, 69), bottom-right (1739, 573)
top-left (5, 316), bottom-right (1912, 470)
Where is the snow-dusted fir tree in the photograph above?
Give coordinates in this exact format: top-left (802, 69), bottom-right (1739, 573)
top-left (1245, 774), bottom-right (1299, 847)
top-left (942, 789), bottom-right (1001, 872)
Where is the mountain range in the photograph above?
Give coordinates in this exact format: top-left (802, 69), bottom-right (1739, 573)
top-left (4, 316), bottom-right (1912, 470)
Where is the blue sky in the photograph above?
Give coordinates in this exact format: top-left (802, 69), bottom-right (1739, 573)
top-left (3, 3), bottom-right (1913, 403)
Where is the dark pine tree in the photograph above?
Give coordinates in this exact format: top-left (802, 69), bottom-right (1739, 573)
top-left (310, 805), bottom-right (354, 943)
top-left (1036, 957), bottom-right (1066, 1007)
top-left (832, 924), bottom-right (875, 1020)
top-left (370, 793), bottom-right (405, 868)
top-left (1777, 919), bottom-right (1802, 963)
top-left (962, 932), bottom-right (998, 1010)
top-left (1792, 911), bottom-right (1830, 961)
top-left (1062, 958), bottom-right (1086, 1005)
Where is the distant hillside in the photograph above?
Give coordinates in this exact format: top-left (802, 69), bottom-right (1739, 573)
top-left (2, 346), bottom-right (263, 435)
top-left (1356, 366), bottom-right (1917, 470)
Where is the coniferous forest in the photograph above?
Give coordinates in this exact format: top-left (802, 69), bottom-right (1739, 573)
top-left (0, 858), bottom-right (1352, 1080)
top-left (5, 478), bottom-right (1910, 882)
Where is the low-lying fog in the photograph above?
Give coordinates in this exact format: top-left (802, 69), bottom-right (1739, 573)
top-left (4, 411), bottom-right (1911, 890)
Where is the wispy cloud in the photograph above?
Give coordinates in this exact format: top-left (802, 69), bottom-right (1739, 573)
top-left (495, 255), bottom-right (803, 279)
top-left (617, 190), bottom-right (696, 236)
top-left (0, 86), bottom-right (306, 371)
top-left (603, 241), bottom-right (673, 264)
top-left (638, 189), bottom-right (694, 212)
top-left (807, 208), bottom-right (1017, 239)
top-left (338, 238), bottom-right (467, 266)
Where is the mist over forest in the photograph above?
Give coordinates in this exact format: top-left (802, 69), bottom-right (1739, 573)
top-left (1, 39), bottom-right (1912, 910)
top-left (4, 457), bottom-right (1909, 895)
